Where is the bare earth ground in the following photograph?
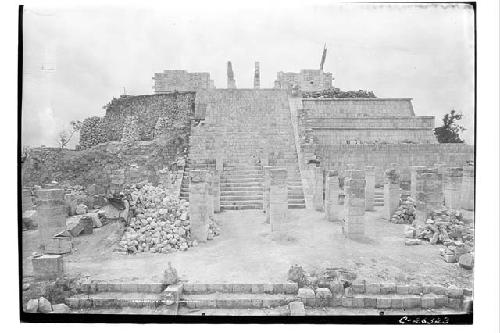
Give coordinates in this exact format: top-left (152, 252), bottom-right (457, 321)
top-left (22, 206), bottom-right (473, 288)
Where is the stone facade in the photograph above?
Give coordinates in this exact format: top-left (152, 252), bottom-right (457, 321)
top-left (274, 69), bottom-right (333, 92)
top-left (153, 70), bottom-right (214, 93)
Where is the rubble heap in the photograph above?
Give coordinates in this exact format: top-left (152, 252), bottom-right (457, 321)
top-left (118, 184), bottom-right (219, 254)
top-left (404, 208), bottom-right (474, 267)
top-left (390, 197), bottom-right (416, 224)
top-left (79, 116), bottom-right (107, 149)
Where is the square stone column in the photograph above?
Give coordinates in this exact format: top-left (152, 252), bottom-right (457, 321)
top-left (383, 168), bottom-right (401, 220)
top-left (365, 166), bottom-right (375, 211)
top-left (212, 170), bottom-right (221, 213)
top-left (343, 170), bottom-right (366, 237)
top-left (263, 166), bottom-right (274, 223)
top-left (415, 167), bottom-right (444, 224)
top-left (32, 254), bottom-right (64, 280)
top-left (22, 189), bottom-right (33, 213)
top-left (35, 188), bottom-right (67, 250)
top-left (461, 164), bottom-right (475, 211)
top-left (444, 167), bottom-right (463, 210)
top-left (269, 169), bottom-right (288, 232)
top-left (206, 171), bottom-right (215, 221)
top-left (325, 170), bottom-right (341, 221)
top-left (189, 170), bottom-right (209, 242)
top-left (410, 166), bottom-right (425, 200)
top-left (313, 166), bottom-right (324, 211)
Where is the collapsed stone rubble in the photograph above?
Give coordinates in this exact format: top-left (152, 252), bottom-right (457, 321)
top-left (118, 184), bottom-right (220, 254)
top-left (390, 197), bottom-right (416, 224)
top-left (404, 208), bottom-right (474, 267)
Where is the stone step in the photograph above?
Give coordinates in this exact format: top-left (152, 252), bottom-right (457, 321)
top-left (180, 293), bottom-right (298, 309)
top-left (220, 190), bottom-right (263, 195)
top-left (223, 171), bottom-right (264, 176)
top-left (220, 195), bottom-right (263, 202)
top-left (221, 204), bottom-right (263, 210)
top-left (288, 199), bottom-right (305, 204)
top-left (183, 283), bottom-right (298, 294)
top-left (289, 204), bottom-right (306, 209)
top-left (66, 292), bottom-right (177, 310)
top-left (220, 185), bottom-right (263, 191)
top-left (221, 178), bottom-right (263, 184)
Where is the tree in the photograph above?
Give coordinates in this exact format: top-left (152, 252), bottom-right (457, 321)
top-left (57, 120), bottom-right (82, 148)
top-left (434, 110), bottom-right (465, 143)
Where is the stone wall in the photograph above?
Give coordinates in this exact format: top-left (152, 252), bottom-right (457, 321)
top-left (302, 98), bottom-right (415, 117)
top-left (22, 135), bottom-right (187, 189)
top-left (101, 92), bottom-right (195, 142)
top-left (153, 70), bottom-right (214, 93)
top-left (311, 143), bottom-right (474, 185)
top-left (274, 69), bottom-right (333, 92)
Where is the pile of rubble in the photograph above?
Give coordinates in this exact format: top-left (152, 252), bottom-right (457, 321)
top-left (404, 208), bottom-right (474, 268)
top-left (302, 88), bottom-right (377, 99)
top-left (118, 184), bottom-right (219, 254)
top-left (390, 197), bottom-right (416, 224)
top-left (79, 116), bottom-right (107, 149)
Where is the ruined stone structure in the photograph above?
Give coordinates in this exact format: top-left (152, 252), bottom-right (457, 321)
top-left (153, 70), bottom-right (214, 93)
top-left (254, 62), bottom-right (260, 89)
top-left (227, 61), bottom-right (236, 89)
top-left (274, 69), bottom-right (333, 92)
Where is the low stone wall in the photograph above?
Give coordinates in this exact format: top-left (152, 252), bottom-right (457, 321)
top-left (311, 143), bottom-right (474, 184)
top-left (22, 136), bottom-right (187, 190)
top-left (302, 98), bottom-right (416, 117)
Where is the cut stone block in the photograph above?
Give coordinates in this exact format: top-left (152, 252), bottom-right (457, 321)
top-left (44, 237), bottom-right (72, 255)
top-left (298, 287), bottom-right (316, 306)
top-left (365, 283), bottom-right (381, 294)
top-left (380, 283), bottom-right (396, 294)
top-left (402, 295), bottom-right (421, 309)
top-left (315, 288), bottom-right (332, 306)
top-left (421, 295), bottom-right (436, 308)
top-left (32, 254), bottom-right (64, 280)
top-left (376, 297), bottom-right (392, 309)
top-left (396, 285), bottom-right (409, 295)
top-left (364, 296), bottom-right (377, 308)
top-left (289, 301), bottom-right (305, 316)
top-left (391, 296), bottom-right (404, 309)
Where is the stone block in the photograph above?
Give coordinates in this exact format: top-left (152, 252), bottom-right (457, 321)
top-left (446, 286), bottom-right (463, 298)
top-left (447, 297), bottom-right (462, 309)
top-left (365, 283), bottom-right (381, 294)
top-left (391, 296), bottom-right (404, 309)
top-left (351, 282), bottom-right (365, 294)
top-left (44, 237), bottom-right (72, 255)
top-left (462, 298), bottom-right (473, 313)
top-left (352, 295), bottom-right (365, 308)
top-left (409, 285), bottom-right (423, 295)
top-left (233, 284), bottom-right (252, 293)
top-left (421, 295), bottom-right (436, 308)
top-left (315, 288), bottom-right (332, 306)
top-left (380, 283), bottom-right (396, 294)
top-left (329, 281), bottom-right (344, 295)
top-left (396, 285), bottom-right (409, 295)
top-left (251, 284), bottom-right (264, 294)
top-left (402, 295), bottom-right (421, 309)
top-left (341, 297), bottom-right (353, 308)
top-left (283, 283), bottom-right (299, 294)
top-left (463, 288), bottom-right (473, 296)
top-left (32, 255), bottom-right (64, 280)
top-left (435, 295), bottom-right (448, 307)
top-left (192, 283), bottom-right (207, 294)
top-left (163, 283), bottom-right (183, 303)
top-left (330, 296), bottom-right (342, 307)
top-left (431, 285), bottom-right (446, 295)
top-left (376, 297), bottom-right (392, 309)
top-left (262, 284), bottom-right (274, 294)
top-left (289, 301), bottom-right (305, 316)
top-left (364, 296), bottom-right (377, 308)
top-left (298, 287), bottom-right (316, 306)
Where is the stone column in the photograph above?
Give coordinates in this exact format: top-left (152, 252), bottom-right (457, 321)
top-left (461, 164), bottom-right (474, 211)
top-left (269, 169), bottom-right (288, 232)
top-left (263, 166), bottom-right (274, 223)
top-left (109, 169), bottom-right (125, 196)
top-left (324, 170), bottom-right (341, 221)
top-left (206, 171), bottom-right (215, 221)
top-left (435, 163), bottom-right (447, 194)
top-left (189, 170), bottom-right (209, 242)
top-left (383, 168), bottom-right (401, 220)
top-left (22, 188), bottom-right (33, 213)
top-left (35, 188), bottom-right (67, 250)
top-left (313, 166), bottom-right (324, 211)
top-left (444, 167), bottom-right (463, 210)
top-left (216, 155), bottom-right (224, 172)
top-left (415, 167), bottom-right (444, 224)
top-left (410, 166), bottom-right (425, 200)
top-left (212, 170), bottom-right (221, 213)
top-left (365, 166), bottom-right (375, 211)
top-left (343, 170), bottom-right (366, 237)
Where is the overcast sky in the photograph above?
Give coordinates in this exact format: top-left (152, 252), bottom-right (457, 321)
top-left (22, 3), bottom-right (475, 147)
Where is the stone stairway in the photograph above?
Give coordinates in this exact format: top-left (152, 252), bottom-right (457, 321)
top-left (374, 187), bottom-right (384, 207)
top-left (179, 159), bottom-right (216, 202)
top-left (220, 163), bottom-right (263, 210)
top-left (180, 283), bottom-right (299, 310)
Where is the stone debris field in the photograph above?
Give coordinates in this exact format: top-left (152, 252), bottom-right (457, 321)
top-left (21, 60), bottom-right (474, 317)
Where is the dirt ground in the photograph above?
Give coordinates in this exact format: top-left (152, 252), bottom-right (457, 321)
top-left (22, 206), bottom-right (473, 288)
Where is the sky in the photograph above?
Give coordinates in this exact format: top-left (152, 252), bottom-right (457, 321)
top-left (21, 2), bottom-right (475, 147)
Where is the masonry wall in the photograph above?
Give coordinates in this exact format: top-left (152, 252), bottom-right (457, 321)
top-left (22, 135), bottom-right (187, 189)
top-left (312, 143), bottom-right (474, 184)
top-left (302, 98), bottom-right (415, 117)
top-left (153, 70), bottom-right (214, 93)
top-left (101, 92), bottom-right (195, 142)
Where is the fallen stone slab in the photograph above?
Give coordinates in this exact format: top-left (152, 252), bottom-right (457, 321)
top-left (458, 253), bottom-right (474, 270)
top-left (51, 303), bottom-right (70, 313)
top-left (38, 297), bottom-right (52, 313)
top-left (45, 237), bottom-right (72, 255)
top-left (26, 299), bottom-right (38, 313)
top-left (84, 212), bottom-right (102, 228)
